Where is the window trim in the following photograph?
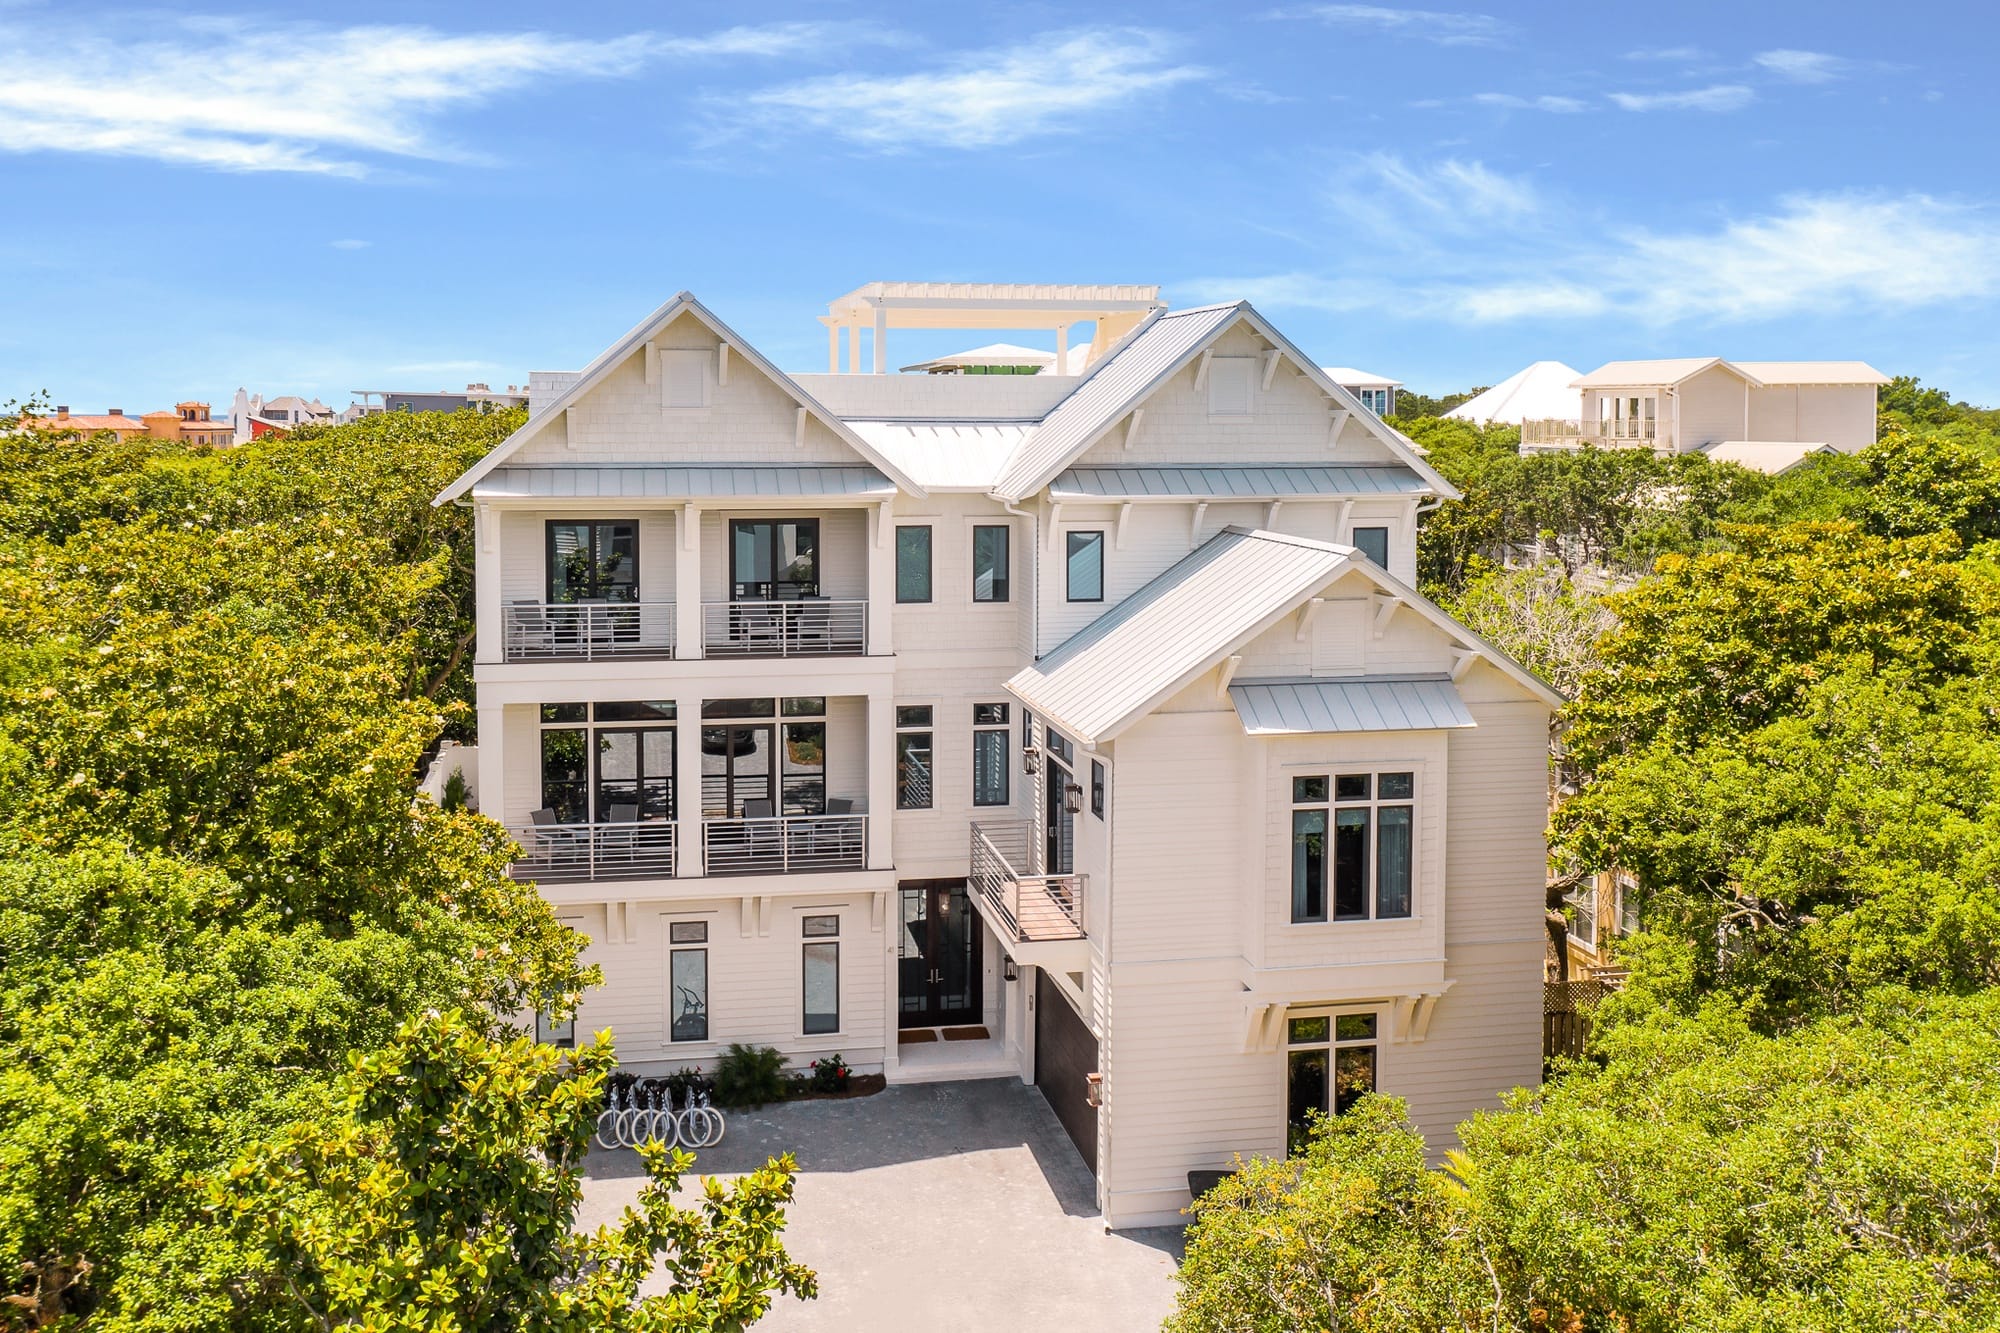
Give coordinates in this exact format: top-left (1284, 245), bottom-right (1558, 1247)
top-left (1288, 768), bottom-right (1418, 924)
top-left (895, 524), bottom-right (933, 604)
top-left (1065, 529), bottom-right (1105, 603)
top-left (972, 703), bottom-right (1011, 808)
top-left (1284, 1006), bottom-right (1383, 1147)
top-left (537, 701), bottom-right (677, 826)
top-left (544, 519), bottom-right (640, 604)
top-left (970, 523), bottom-right (1012, 604)
top-left (1090, 760), bottom-right (1105, 819)
top-left (669, 924), bottom-right (709, 1044)
top-left (802, 914), bottom-right (841, 1036)
top-left (1351, 525), bottom-right (1391, 569)
top-left (895, 704), bottom-right (935, 811)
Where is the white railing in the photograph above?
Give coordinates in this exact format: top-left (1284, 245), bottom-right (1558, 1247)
top-left (970, 822), bottom-right (1086, 943)
top-left (508, 819), bottom-right (675, 882)
top-left (1519, 419), bottom-right (1663, 449)
top-left (503, 601), bottom-right (675, 661)
top-left (701, 600), bottom-right (867, 658)
top-left (702, 814), bottom-right (868, 875)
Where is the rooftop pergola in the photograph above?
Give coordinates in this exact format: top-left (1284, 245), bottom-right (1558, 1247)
top-left (819, 282), bottom-right (1166, 374)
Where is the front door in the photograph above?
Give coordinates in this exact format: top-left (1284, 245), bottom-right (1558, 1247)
top-left (898, 880), bottom-right (981, 1028)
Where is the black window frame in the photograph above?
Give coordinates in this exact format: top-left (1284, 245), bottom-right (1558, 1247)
top-left (728, 517), bottom-right (820, 600)
top-left (1090, 760), bottom-right (1105, 818)
top-left (895, 524), bottom-right (933, 603)
top-left (802, 914), bottom-right (840, 1036)
top-left (545, 519), bottom-right (640, 604)
top-left (1352, 526), bottom-right (1390, 568)
top-left (972, 703), bottom-right (1011, 808)
top-left (1065, 530), bottom-right (1105, 603)
top-left (1286, 1011), bottom-right (1380, 1149)
top-left (669, 921), bottom-right (709, 1043)
top-left (896, 705), bottom-right (934, 811)
top-left (1291, 771), bottom-right (1414, 923)
top-left (971, 524), bottom-right (1011, 603)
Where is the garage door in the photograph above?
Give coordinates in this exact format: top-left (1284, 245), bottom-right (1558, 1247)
top-left (1034, 970), bottom-right (1098, 1175)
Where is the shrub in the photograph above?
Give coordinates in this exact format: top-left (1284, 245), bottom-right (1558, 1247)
top-left (809, 1053), bottom-right (851, 1094)
top-left (439, 767), bottom-right (470, 813)
top-left (712, 1043), bottom-right (787, 1108)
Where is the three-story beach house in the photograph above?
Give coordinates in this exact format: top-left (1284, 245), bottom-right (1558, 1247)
top-left (435, 282), bottom-right (1562, 1228)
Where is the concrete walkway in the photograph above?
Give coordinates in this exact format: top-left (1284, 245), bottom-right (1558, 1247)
top-left (580, 1078), bottom-right (1184, 1330)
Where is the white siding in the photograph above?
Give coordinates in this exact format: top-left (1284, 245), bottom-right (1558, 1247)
top-left (498, 509), bottom-right (675, 605)
top-left (1796, 384), bottom-right (1876, 452)
top-left (1675, 365), bottom-right (1749, 451)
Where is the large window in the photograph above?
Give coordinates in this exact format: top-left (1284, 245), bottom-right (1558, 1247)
top-left (972, 525), bottom-right (1010, 602)
top-left (1066, 531), bottom-right (1104, 602)
top-left (1286, 1013), bottom-right (1379, 1149)
top-left (802, 914), bottom-right (840, 1035)
top-left (896, 706), bottom-right (933, 810)
top-left (896, 525), bottom-right (932, 603)
top-left (973, 703), bottom-right (1010, 807)
top-left (1600, 394), bottom-right (1658, 440)
top-left (539, 701), bottom-right (676, 824)
top-left (698, 697), bottom-right (827, 816)
top-left (729, 518), bottom-right (819, 599)
top-left (669, 921), bottom-right (708, 1043)
top-left (1351, 526), bottom-right (1389, 568)
top-left (546, 521), bottom-right (638, 603)
top-left (1291, 771), bottom-right (1414, 923)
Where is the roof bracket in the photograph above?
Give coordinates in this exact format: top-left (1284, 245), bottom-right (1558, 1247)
top-left (1327, 407), bottom-right (1351, 449)
top-left (1116, 501), bottom-right (1134, 550)
top-left (1295, 597), bottom-right (1324, 642)
top-left (563, 405), bottom-right (578, 450)
top-left (1124, 406), bottom-right (1144, 450)
top-left (1047, 502), bottom-right (1064, 550)
top-left (1335, 498), bottom-right (1354, 536)
top-left (717, 342), bottom-right (730, 387)
top-left (1450, 647), bottom-right (1481, 681)
top-left (1216, 653), bottom-right (1244, 699)
top-left (1261, 349), bottom-right (1283, 391)
top-left (1190, 501), bottom-right (1208, 542)
top-left (793, 406), bottom-right (808, 449)
top-left (1411, 992), bottom-right (1442, 1043)
top-left (1373, 593), bottom-right (1402, 639)
top-left (1192, 348), bottom-right (1214, 391)
top-left (644, 340), bottom-right (659, 385)
top-left (1265, 499), bottom-right (1283, 529)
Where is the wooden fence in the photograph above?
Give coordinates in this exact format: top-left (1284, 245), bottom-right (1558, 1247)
top-left (1543, 979), bottom-right (1612, 1069)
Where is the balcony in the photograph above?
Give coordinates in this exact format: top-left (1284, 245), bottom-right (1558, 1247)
top-left (969, 822), bottom-right (1086, 944)
top-left (703, 813), bottom-right (869, 875)
top-left (507, 817), bottom-right (676, 883)
top-left (1519, 419), bottom-right (1663, 452)
top-left (702, 599), bottom-right (868, 658)
top-left (503, 600), bottom-right (675, 662)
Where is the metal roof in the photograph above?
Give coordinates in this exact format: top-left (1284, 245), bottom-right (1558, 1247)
top-left (1320, 366), bottom-right (1404, 388)
top-left (846, 421), bottom-right (1027, 490)
top-left (1572, 358), bottom-right (1735, 388)
top-left (1050, 464), bottom-right (1430, 499)
top-left (1698, 440), bottom-right (1837, 475)
top-left (1732, 361), bottom-right (1888, 386)
top-left (1228, 676), bottom-right (1475, 735)
top-left (989, 303), bottom-right (1239, 499)
top-left (1006, 527), bottom-right (1356, 744)
top-left (1446, 361), bottom-right (1582, 426)
top-left (471, 465), bottom-right (894, 499)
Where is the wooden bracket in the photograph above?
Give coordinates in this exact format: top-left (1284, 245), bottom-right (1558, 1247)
top-left (1124, 407), bottom-right (1144, 450)
top-left (1327, 407), bottom-right (1351, 449)
top-left (564, 405), bottom-right (579, 450)
top-left (1115, 501), bottom-right (1134, 550)
top-left (1372, 593), bottom-right (1402, 639)
top-left (1295, 597), bottom-right (1324, 642)
top-left (1216, 653), bottom-right (1244, 699)
top-left (1190, 501), bottom-right (1208, 542)
top-left (1335, 498), bottom-right (1354, 536)
top-left (1450, 647), bottom-right (1481, 681)
top-left (717, 342), bottom-right (730, 386)
top-left (1047, 503), bottom-right (1064, 550)
top-left (1265, 499), bottom-right (1284, 529)
top-left (1261, 349), bottom-right (1283, 390)
top-left (794, 406), bottom-right (808, 449)
top-left (1192, 348), bottom-right (1214, 391)
top-left (1411, 993), bottom-right (1442, 1043)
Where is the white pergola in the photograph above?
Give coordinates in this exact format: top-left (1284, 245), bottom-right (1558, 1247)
top-left (819, 282), bottom-right (1166, 374)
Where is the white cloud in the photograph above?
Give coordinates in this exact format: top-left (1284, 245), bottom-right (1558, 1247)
top-left (1356, 153), bottom-right (1539, 222)
top-left (1473, 92), bottom-right (1587, 113)
top-left (733, 29), bottom-right (1206, 150)
top-left (1275, 5), bottom-right (1508, 46)
top-left (0, 16), bottom-right (874, 176)
top-left (1622, 46), bottom-right (1707, 61)
top-left (1608, 84), bottom-right (1754, 112)
top-left (1754, 49), bottom-right (1850, 83)
top-left (330, 238), bottom-right (370, 250)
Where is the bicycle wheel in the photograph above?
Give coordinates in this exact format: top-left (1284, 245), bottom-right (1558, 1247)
top-left (698, 1106), bottom-right (728, 1148)
top-left (615, 1103), bottom-right (646, 1150)
top-left (646, 1098), bottom-right (679, 1149)
top-left (593, 1109), bottom-right (622, 1152)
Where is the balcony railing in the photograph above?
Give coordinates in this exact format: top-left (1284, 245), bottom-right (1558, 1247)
top-left (1519, 419), bottom-right (1663, 450)
top-left (504, 600), bottom-right (675, 661)
top-left (702, 814), bottom-right (868, 875)
top-left (702, 599), bottom-right (867, 658)
top-left (508, 819), bottom-right (676, 882)
top-left (970, 822), bottom-right (1086, 943)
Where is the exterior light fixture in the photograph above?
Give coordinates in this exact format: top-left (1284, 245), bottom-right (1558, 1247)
top-left (1064, 782), bottom-right (1084, 815)
top-left (1085, 1072), bottom-right (1104, 1108)
top-left (1002, 958), bottom-right (1019, 982)
top-left (1021, 744), bottom-right (1040, 774)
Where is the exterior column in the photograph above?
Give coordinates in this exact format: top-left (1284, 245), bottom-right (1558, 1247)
top-left (475, 503), bottom-right (502, 665)
top-left (872, 304), bottom-right (887, 374)
top-left (866, 500), bottom-right (895, 657)
top-left (476, 704), bottom-right (506, 825)
top-left (866, 688), bottom-right (895, 870)
top-left (826, 323), bottom-right (839, 373)
top-left (675, 690), bottom-right (704, 877)
top-left (675, 504), bottom-right (702, 659)
top-left (847, 323), bottom-right (860, 374)
top-left (1055, 323), bottom-right (1068, 373)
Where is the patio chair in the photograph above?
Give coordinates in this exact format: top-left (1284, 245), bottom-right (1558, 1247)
top-left (507, 601), bottom-right (556, 658)
top-left (741, 798), bottom-right (781, 870)
top-left (791, 597), bottom-right (834, 655)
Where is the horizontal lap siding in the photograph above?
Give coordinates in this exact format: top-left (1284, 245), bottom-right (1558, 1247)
top-left (1108, 715), bottom-right (1247, 962)
top-left (500, 510), bottom-right (674, 605)
top-left (1677, 366), bottom-right (1746, 450)
top-left (1389, 940), bottom-right (1543, 1149)
top-left (1443, 696), bottom-right (1550, 945)
top-left (1796, 385), bottom-right (1874, 452)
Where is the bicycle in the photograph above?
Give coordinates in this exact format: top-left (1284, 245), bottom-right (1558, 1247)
top-left (678, 1087), bottom-right (725, 1148)
top-left (593, 1079), bottom-right (628, 1151)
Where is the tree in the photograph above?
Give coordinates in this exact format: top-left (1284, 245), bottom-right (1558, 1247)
top-left (1445, 563), bottom-right (1610, 697)
top-left (213, 1011), bottom-right (816, 1332)
top-left (1856, 424), bottom-right (2000, 546)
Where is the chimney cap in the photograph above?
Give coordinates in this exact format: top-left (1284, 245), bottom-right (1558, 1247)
top-left (108, 408), bottom-right (123, 416)
top-left (56, 405), bottom-right (69, 416)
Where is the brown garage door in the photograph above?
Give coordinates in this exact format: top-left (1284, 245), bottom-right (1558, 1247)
top-left (1034, 970), bottom-right (1098, 1175)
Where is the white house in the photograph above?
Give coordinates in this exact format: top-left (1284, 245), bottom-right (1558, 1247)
top-left (1519, 358), bottom-right (1888, 466)
top-left (1321, 367), bottom-right (1401, 416)
top-left (1446, 361), bottom-right (1582, 427)
top-left (435, 282), bottom-right (1558, 1229)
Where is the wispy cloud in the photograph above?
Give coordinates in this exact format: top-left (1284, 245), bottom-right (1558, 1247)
top-left (1272, 4), bottom-right (1508, 46)
top-left (1608, 84), bottom-right (1754, 112)
top-left (1366, 154), bottom-right (1538, 219)
top-left (329, 238), bottom-right (370, 250)
top-left (1622, 46), bottom-right (1706, 61)
top-left (1753, 49), bottom-right (1851, 83)
top-left (0, 15), bottom-right (884, 177)
top-left (730, 29), bottom-right (1206, 150)
top-left (1473, 92), bottom-right (1587, 113)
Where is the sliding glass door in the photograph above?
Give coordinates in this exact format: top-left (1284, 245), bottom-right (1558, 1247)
top-left (730, 519), bottom-right (819, 600)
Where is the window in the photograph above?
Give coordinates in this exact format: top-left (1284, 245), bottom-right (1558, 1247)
top-left (1615, 872), bottom-right (1639, 937)
top-left (1566, 882), bottom-right (1599, 950)
top-left (1207, 356), bottom-right (1257, 416)
top-left (1600, 394), bottom-right (1658, 441)
top-left (536, 1006), bottom-right (575, 1049)
top-left (669, 921), bottom-right (708, 1042)
top-left (698, 697), bottom-right (828, 816)
top-left (1090, 760), bottom-right (1105, 818)
top-left (896, 526), bottom-right (933, 603)
top-left (730, 519), bottom-right (818, 599)
top-left (1286, 1013), bottom-right (1379, 1148)
top-left (896, 706), bottom-right (933, 810)
top-left (546, 521), bottom-right (638, 603)
top-left (1355, 387), bottom-right (1393, 415)
top-left (1291, 771), bottom-right (1414, 923)
top-left (1352, 526), bottom-right (1390, 568)
top-left (972, 525), bottom-right (1010, 602)
top-left (1044, 728), bottom-right (1073, 765)
top-left (802, 915), bottom-right (839, 1035)
top-left (972, 703), bottom-right (1010, 807)
top-left (538, 701), bottom-right (676, 824)
top-left (1066, 531), bottom-right (1105, 602)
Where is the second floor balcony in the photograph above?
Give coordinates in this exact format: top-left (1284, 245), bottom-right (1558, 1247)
top-left (1519, 418), bottom-right (1663, 451)
top-left (970, 821), bottom-right (1086, 945)
top-left (505, 600), bottom-right (675, 661)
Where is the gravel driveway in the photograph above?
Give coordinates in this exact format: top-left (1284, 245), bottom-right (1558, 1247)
top-left (579, 1078), bottom-right (1184, 1330)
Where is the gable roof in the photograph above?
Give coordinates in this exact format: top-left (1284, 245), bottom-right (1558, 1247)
top-left (1573, 358), bottom-right (1750, 389)
top-left (988, 302), bottom-right (1459, 502)
top-left (433, 292), bottom-right (928, 505)
top-left (1446, 361), bottom-right (1582, 426)
top-left (1320, 366), bottom-right (1403, 389)
top-left (1050, 464), bottom-right (1430, 500)
top-left (1005, 526), bottom-right (1562, 745)
top-left (1732, 361), bottom-right (1889, 386)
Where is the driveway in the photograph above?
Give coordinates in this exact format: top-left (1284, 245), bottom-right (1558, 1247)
top-left (580, 1078), bottom-right (1184, 1330)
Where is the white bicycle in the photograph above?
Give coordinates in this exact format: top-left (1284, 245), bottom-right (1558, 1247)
top-left (595, 1077), bottom-right (725, 1151)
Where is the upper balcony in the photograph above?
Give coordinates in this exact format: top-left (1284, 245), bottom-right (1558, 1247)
top-left (969, 821), bottom-right (1088, 970)
top-left (1519, 418), bottom-right (1664, 453)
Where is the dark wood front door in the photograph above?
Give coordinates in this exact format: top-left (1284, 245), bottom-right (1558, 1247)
top-left (898, 880), bottom-right (981, 1028)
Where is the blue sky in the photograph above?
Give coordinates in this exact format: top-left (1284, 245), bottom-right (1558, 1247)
top-left (5, 0), bottom-right (1998, 412)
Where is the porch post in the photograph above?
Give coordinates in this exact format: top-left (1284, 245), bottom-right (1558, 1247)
top-left (475, 503), bottom-right (502, 665)
top-left (675, 504), bottom-right (702, 659)
top-left (675, 689), bottom-right (703, 877)
top-left (866, 500), bottom-right (895, 656)
top-left (476, 703), bottom-right (506, 824)
top-left (866, 688), bottom-right (895, 871)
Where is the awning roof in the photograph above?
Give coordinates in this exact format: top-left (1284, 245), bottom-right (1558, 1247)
top-left (1050, 465), bottom-right (1429, 499)
top-left (1228, 676), bottom-right (1475, 735)
top-left (471, 465), bottom-right (894, 499)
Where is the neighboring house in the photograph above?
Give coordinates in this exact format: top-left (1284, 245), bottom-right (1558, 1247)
top-left (1520, 358), bottom-right (1888, 465)
top-left (22, 406), bottom-right (150, 442)
top-left (141, 401), bottom-right (232, 447)
top-left (435, 283), bottom-right (1559, 1230)
top-left (347, 383), bottom-right (530, 419)
top-left (1322, 367), bottom-right (1401, 416)
top-left (1446, 361), bottom-right (1582, 427)
top-left (230, 390), bottom-right (336, 443)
